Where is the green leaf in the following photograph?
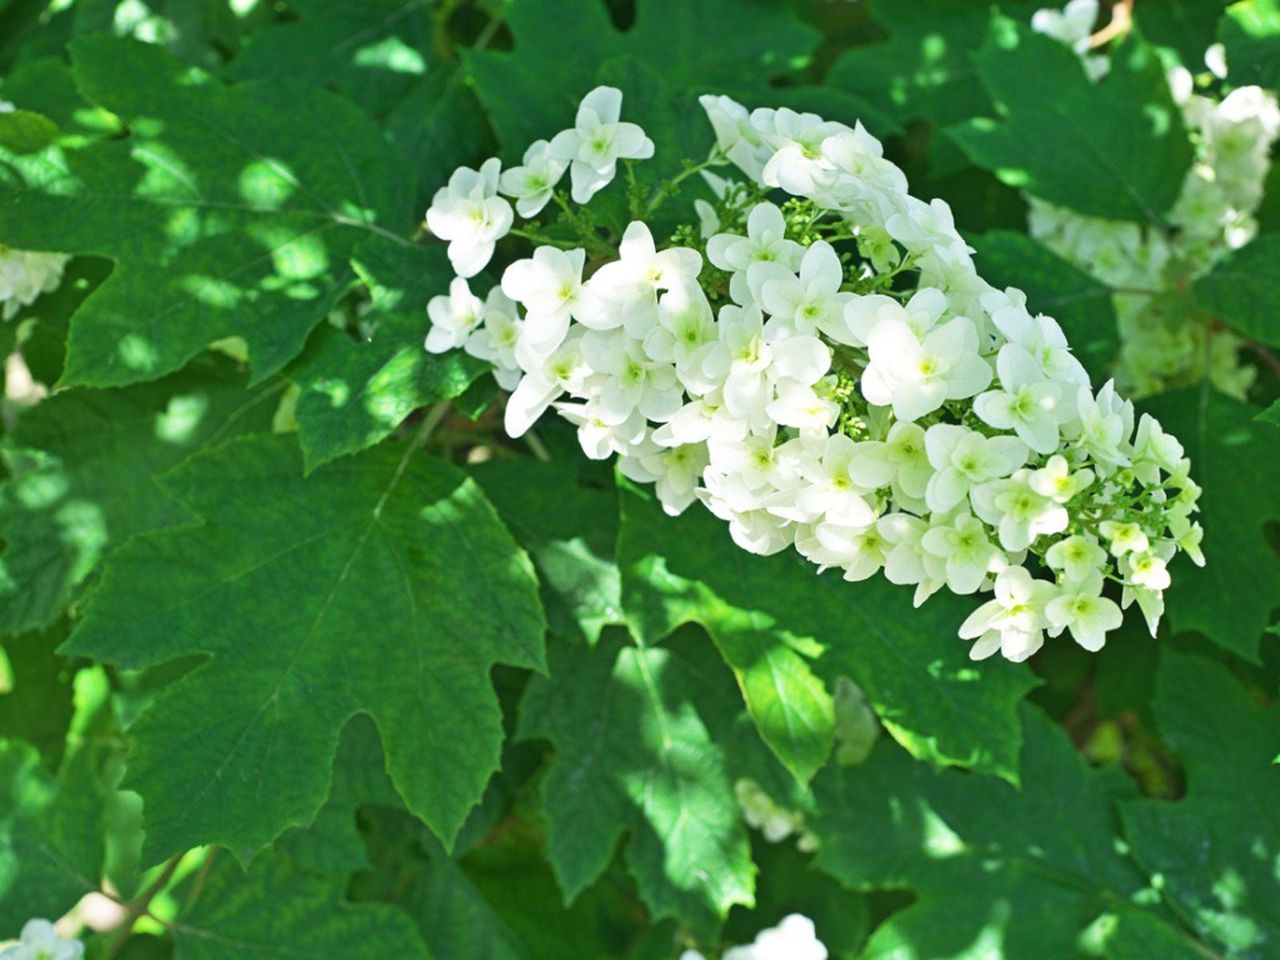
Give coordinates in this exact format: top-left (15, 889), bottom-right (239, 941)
top-left (0, 667), bottom-right (119, 929)
top-left (518, 634), bottom-right (756, 936)
top-left (970, 229), bottom-right (1120, 379)
top-left (170, 849), bottom-right (429, 960)
top-left (1141, 389), bottom-right (1279, 662)
top-left (1222, 0), bottom-right (1280, 86)
top-left (288, 240), bottom-right (485, 471)
top-left (274, 715), bottom-right (400, 876)
top-left (1192, 232), bottom-right (1280, 347)
top-left (1137, 0), bottom-right (1232, 67)
top-left (0, 739), bottom-right (103, 929)
top-left (228, 0), bottom-right (434, 119)
top-left (1123, 650), bottom-right (1280, 960)
top-left (0, 108), bottom-right (58, 153)
top-left (0, 57), bottom-right (117, 137)
top-left (618, 483), bottom-right (1038, 784)
top-left (825, 0), bottom-right (1027, 130)
top-left (0, 355), bottom-right (277, 634)
top-left (950, 21), bottom-right (1193, 223)
top-left (0, 622), bottom-right (75, 768)
top-left (382, 65), bottom-right (492, 212)
top-left (470, 459), bottom-right (623, 645)
top-left (6, 256), bottom-right (114, 387)
top-left (465, 0), bottom-right (820, 165)
top-left (810, 706), bottom-right (1205, 960)
top-left (0, 35), bottom-right (414, 388)
top-left (63, 433), bottom-right (546, 861)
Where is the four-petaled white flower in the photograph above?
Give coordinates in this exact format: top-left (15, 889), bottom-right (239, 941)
top-left (861, 315), bottom-right (993, 421)
top-left (587, 221), bottom-right (702, 336)
top-left (758, 240), bottom-right (854, 341)
top-left (707, 202), bottom-right (803, 304)
top-left (1045, 571), bottom-right (1123, 651)
top-left (424, 158), bottom-right (513, 278)
top-left (960, 566), bottom-right (1056, 662)
top-left (498, 139), bottom-right (569, 217)
top-left (501, 246), bottom-right (593, 357)
top-left (425, 276), bottom-right (484, 353)
top-left (974, 344), bottom-right (1069, 454)
top-left (549, 86), bottom-right (655, 204)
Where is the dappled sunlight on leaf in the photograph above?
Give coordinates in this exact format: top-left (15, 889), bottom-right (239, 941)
top-left (0, 355), bottom-right (275, 634)
top-left (618, 482), bottom-right (1036, 783)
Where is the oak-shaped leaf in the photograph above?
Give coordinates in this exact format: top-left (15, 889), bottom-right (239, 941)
top-left (63, 433), bottom-right (546, 862)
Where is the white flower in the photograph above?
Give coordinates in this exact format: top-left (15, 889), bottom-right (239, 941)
top-left (1028, 454), bottom-right (1093, 504)
top-left (787, 433), bottom-right (880, 527)
top-left (981, 288), bottom-right (1088, 386)
top-left (923, 424), bottom-right (1029, 514)
top-left (587, 221), bottom-right (702, 336)
top-left (555, 394), bottom-right (649, 459)
top-left (1045, 571), bottom-right (1123, 651)
top-left (1099, 520), bottom-right (1150, 557)
top-left (502, 246), bottom-right (592, 356)
top-left (651, 389), bottom-right (748, 447)
top-left (1045, 534), bottom-right (1107, 583)
top-left (854, 421), bottom-right (930, 506)
top-left (619, 442), bottom-right (709, 515)
top-left (758, 240), bottom-right (853, 340)
top-left (922, 512), bottom-right (1005, 595)
top-left (1072, 381), bottom-right (1134, 475)
top-left (971, 470), bottom-right (1069, 551)
top-left (425, 158), bottom-right (513, 278)
top-left (580, 328), bottom-right (683, 425)
top-left (723, 914), bottom-right (828, 960)
top-left (643, 282), bottom-right (717, 384)
top-left (766, 377), bottom-right (840, 435)
top-left (1031, 0), bottom-right (1110, 80)
top-left (700, 304), bottom-right (830, 429)
top-left (503, 329), bottom-right (589, 437)
top-left (754, 107), bottom-right (850, 196)
top-left (424, 276), bottom-right (483, 353)
top-left (1031, 0), bottom-right (1099, 53)
top-left (707, 202), bottom-right (803, 304)
top-left (549, 86), bottom-right (654, 204)
top-left (845, 287), bottom-right (946, 345)
top-left (0, 920), bottom-right (84, 960)
top-left (463, 288), bottom-right (524, 389)
top-left (700, 94), bottom-right (772, 181)
top-left (1125, 550), bottom-right (1172, 591)
top-left (973, 344), bottom-right (1069, 454)
top-left (735, 778), bottom-right (806, 843)
top-left (817, 126), bottom-right (910, 212)
top-left (861, 315), bottom-right (993, 421)
top-left (498, 139), bottom-right (568, 217)
top-left (960, 566), bottom-right (1056, 662)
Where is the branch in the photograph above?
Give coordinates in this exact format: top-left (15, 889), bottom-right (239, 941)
top-left (1089, 0), bottom-right (1133, 49)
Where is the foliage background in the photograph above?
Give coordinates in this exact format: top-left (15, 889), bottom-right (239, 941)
top-left (0, 1), bottom-right (1277, 958)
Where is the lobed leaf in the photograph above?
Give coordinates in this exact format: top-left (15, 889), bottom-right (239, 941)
top-left (64, 433), bottom-right (546, 861)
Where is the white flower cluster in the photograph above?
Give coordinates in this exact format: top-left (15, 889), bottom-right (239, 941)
top-left (0, 920), bottom-right (83, 960)
top-left (424, 87), bottom-right (1204, 661)
top-left (681, 914), bottom-right (828, 960)
top-left (0, 244), bottom-right (69, 322)
top-left (1030, 0), bottom-right (1280, 399)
